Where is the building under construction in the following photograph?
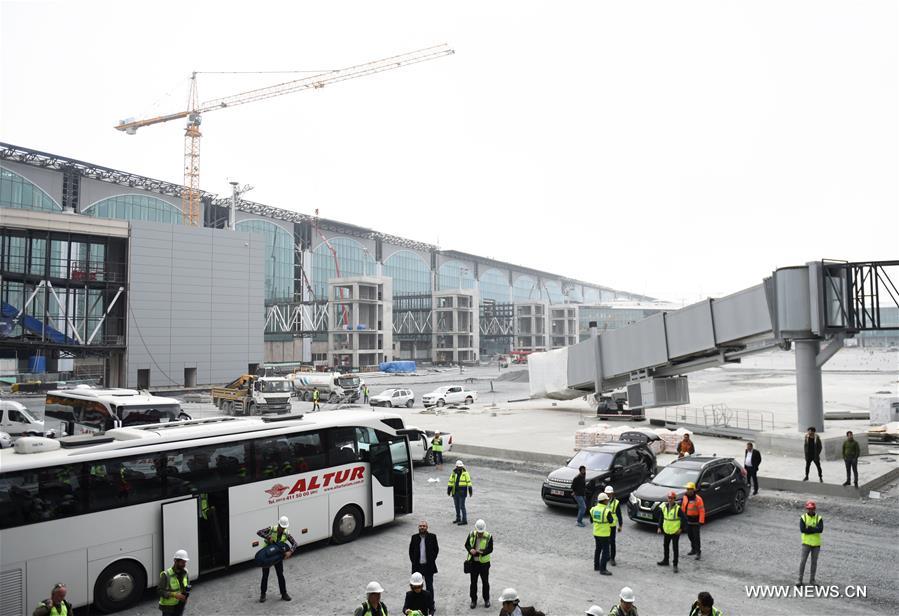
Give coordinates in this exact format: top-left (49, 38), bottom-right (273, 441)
top-left (1, 143), bottom-right (655, 387)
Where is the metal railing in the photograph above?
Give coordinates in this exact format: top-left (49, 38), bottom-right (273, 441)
top-left (664, 404), bottom-right (776, 432)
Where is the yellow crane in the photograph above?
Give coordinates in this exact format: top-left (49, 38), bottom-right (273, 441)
top-left (115, 44), bottom-right (454, 225)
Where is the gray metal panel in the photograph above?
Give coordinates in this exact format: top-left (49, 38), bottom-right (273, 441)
top-left (600, 312), bottom-right (668, 377)
top-left (566, 340), bottom-right (597, 388)
top-left (774, 266), bottom-right (812, 336)
top-left (665, 299), bottom-right (716, 359)
top-left (126, 221), bottom-right (264, 387)
top-left (711, 284), bottom-right (772, 343)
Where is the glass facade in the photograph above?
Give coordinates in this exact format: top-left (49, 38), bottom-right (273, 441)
top-left (312, 237), bottom-right (376, 299)
top-left (479, 268), bottom-right (511, 303)
top-left (0, 166), bottom-right (61, 211)
top-left (83, 194), bottom-right (184, 223)
top-left (566, 285), bottom-right (584, 303)
top-left (512, 274), bottom-right (543, 301)
top-left (236, 219), bottom-right (294, 302)
top-left (583, 287), bottom-right (601, 303)
top-left (544, 280), bottom-right (564, 304)
top-left (438, 260), bottom-right (476, 291)
top-left (383, 250), bottom-right (431, 295)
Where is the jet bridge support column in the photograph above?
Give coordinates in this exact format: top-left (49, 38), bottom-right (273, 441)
top-left (795, 339), bottom-right (824, 433)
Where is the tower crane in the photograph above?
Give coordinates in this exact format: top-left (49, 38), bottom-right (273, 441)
top-left (114, 44), bottom-right (454, 225)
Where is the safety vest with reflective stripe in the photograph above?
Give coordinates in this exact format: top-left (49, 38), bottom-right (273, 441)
top-left (432, 436), bottom-right (443, 452)
top-left (448, 470), bottom-right (471, 494)
top-left (590, 503), bottom-right (613, 537)
top-left (661, 503), bottom-right (682, 535)
top-left (35, 602), bottom-right (69, 616)
top-left (801, 514), bottom-right (822, 547)
top-left (312, 390), bottom-right (320, 401)
top-left (360, 601), bottom-right (388, 616)
top-left (158, 567), bottom-right (187, 608)
top-left (263, 524), bottom-right (288, 547)
top-left (607, 498), bottom-right (621, 527)
top-left (466, 531), bottom-right (491, 563)
top-left (689, 606), bottom-right (722, 616)
top-left (682, 494), bottom-right (706, 524)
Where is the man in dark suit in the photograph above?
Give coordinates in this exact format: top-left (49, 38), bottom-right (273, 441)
top-left (744, 442), bottom-right (762, 495)
top-left (409, 519), bottom-right (439, 600)
top-left (803, 427), bottom-right (823, 482)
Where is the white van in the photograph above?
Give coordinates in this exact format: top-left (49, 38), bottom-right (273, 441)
top-left (0, 400), bottom-right (49, 436)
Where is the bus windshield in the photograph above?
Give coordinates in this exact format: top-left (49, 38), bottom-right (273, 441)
top-left (118, 404), bottom-right (182, 426)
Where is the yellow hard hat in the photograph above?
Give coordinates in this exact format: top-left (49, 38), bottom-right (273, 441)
top-left (686, 482), bottom-right (696, 490)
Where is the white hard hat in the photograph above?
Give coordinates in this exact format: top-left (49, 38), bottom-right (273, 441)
top-left (410, 572), bottom-right (424, 586)
top-left (173, 549), bottom-right (190, 562)
top-left (498, 588), bottom-right (519, 602)
top-left (279, 515), bottom-right (290, 528)
top-left (619, 587), bottom-right (636, 603)
top-left (585, 606), bottom-right (604, 616)
top-left (456, 460), bottom-right (464, 467)
top-left (597, 493), bottom-right (609, 502)
top-left (366, 581), bottom-right (385, 594)
top-left (604, 485), bottom-right (615, 494)
top-left (475, 519), bottom-right (486, 532)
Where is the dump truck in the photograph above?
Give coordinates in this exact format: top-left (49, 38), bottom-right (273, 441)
top-left (291, 371), bottom-right (361, 403)
top-left (211, 374), bottom-right (293, 415)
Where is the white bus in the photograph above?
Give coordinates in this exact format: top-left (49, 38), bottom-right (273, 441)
top-left (0, 410), bottom-right (412, 614)
top-left (43, 386), bottom-right (189, 435)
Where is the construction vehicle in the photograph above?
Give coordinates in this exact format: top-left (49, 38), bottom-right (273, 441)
top-left (212, 374), bottom-right (292, 415)
top-left (291, 371), bottom-right (361, 403)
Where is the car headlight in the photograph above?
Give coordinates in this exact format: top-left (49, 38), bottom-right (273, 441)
top-left (628, 493), bottom-right (638, 505)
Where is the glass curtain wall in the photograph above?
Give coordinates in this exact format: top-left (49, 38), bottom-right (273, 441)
top-left (83, 194), bottom-right (184, 224)
top-left (478, 268), bottom-right (511, 303)
top-left (312, 237), bottom-right (376, 300)
top-left (437, 261), bottom-right (476, 291)
top-left (384, 250), bottom-right (431, 295)
top-left (236, 220), bottom-right (295, 302)
top-left (0, 167), bottom-right (61, 211)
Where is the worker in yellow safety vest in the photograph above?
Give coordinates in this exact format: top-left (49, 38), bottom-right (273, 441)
top-left (312, 388), bottom-right (321, 411)
top-left (798, 500), bottom-right (823, 586)
top-left (590, 493), bottom-right (614, 575)
top-left (158, 550), bottom-right (190, 615)
top-left (354, 581), bottom-right (388, 616)
top-left (431, 431), bottom-right (444, 470)
top-left (448, 460), bottom-right (472, 525)
top-left (656, 491), bottom-right (685, 573)
top-left (32, 583), bottom-right (72, 616)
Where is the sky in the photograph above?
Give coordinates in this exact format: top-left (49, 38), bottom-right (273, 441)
top-left (1, 0), bottom-right (896, 303)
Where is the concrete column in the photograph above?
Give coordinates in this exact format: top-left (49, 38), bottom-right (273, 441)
top-left (795, 339), bottom-right (824, 433)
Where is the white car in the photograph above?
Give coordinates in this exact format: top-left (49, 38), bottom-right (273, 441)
top-left (398, 426), bottom-right (453, 465)
top-left (0, 400), bottom-right (48, 436)
top-left (421, 385), bottom-right (478, 408)
top-left (369, 388), bottom-right (415, 408)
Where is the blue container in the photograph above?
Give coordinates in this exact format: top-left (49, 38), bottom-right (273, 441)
top-left (28, 356), bottom-right (46, 373)
top-left (379, 360), bottom-right (417, 373)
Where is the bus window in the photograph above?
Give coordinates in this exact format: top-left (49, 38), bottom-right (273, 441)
top-left (119, 404), bottom-right (181, 426)
top-left (328, 427), bottom-right (360, 466)
top-left (81, 401), bottom-right (113, 432)
top-left (355, 427), bottom-right (381, 459)
top-left (89, 455), bottom-right (163, 512)
top-left (167, 442), bottom-right (253, 496)
top-left (0, 464), bottom-right (86, 529)
top-left (288, 432), bottom-right (327, 473)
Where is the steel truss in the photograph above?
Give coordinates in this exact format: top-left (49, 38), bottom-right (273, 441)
top-left (823, 260), bottom-right (899, 332)
top-left (264, 301), bottom-right (329, 335)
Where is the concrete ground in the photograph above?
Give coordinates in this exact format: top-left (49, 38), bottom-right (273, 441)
top-left (112, 458), bottom-right (899, 616)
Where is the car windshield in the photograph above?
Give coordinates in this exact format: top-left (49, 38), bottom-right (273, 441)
top-left (16, 406), bottom-right (39, 422)
top-left (260, 380), bottom-right (292, 392)
top-left (652, 466), bottom-right (701, 488)
top-left (568, 450), bottom-right (615, 471)
top-left (377, 390), bottom-right (396, 397)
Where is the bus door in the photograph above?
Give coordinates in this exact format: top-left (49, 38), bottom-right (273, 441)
top-left (162, 498), bottom-right (199, 581)
top-left (197, 490), bottom-right (229, 573)
top-left (369, 443), bottom-right (395, 526)
top-left (389, 436), bottom-right (413, 514)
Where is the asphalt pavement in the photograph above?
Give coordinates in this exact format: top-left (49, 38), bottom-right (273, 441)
top-left (109, 457), bottom-right (899, 616)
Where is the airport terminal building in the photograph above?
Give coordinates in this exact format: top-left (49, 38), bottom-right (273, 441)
top-left (1, 143), bottom-right (660, 388)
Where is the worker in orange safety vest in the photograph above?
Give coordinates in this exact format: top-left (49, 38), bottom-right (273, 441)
top-left (682, 482), bottom-right (706, 560)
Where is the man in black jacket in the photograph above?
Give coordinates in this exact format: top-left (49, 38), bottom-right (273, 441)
top-left (572, 465), bottom-right (587, 527)
top-left (409, 520), bottom-right (439, 600)
top-left (803, 427), bottom-right (823, 482)
top-left (744, 442), bottom-right (762, 495)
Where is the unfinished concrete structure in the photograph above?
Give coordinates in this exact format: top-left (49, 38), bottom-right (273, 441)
top-left (515, 302), bottom-right (547, 352)
top-left (432, 289), bottom-right (479, 364)
top-left (549, 305), bottom-right (579, 350)
top-left (327, 276), bottom-right (392, 369)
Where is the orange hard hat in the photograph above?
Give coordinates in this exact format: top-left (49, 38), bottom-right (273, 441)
top-left (805, 500), bottom-right (816, 510)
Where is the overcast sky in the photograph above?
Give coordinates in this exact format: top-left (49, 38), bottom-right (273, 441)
top-left (2, 1), bottom-right (896, 302)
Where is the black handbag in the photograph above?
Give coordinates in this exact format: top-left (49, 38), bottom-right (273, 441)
top-left (463, 560), bottom-right (472, 574)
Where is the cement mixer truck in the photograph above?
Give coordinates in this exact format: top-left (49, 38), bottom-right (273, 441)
top-left (291, 372), bottom-right (362, 403)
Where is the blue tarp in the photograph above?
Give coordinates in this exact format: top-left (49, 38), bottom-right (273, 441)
top-left (379, 361), bottom-right (417, 373)
top-left (1, 302), bottom-right (79, 345)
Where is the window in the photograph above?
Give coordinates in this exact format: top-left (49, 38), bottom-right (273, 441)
top-left (384, 250), bottom-right (431, 295)
top-left (83, 194), bottom-right (184, 224)
top-left (255, 432), bottom-right (327, 480)
top-left (711, 464), bottom-right (734, 483)
top-left (448, 386), bottom-right (461, 394)
top-left (89, 455), bottom-right (164, 512)
top-left (0, 464), bottom-right (86, 528)
top-left (437, 261), bottom-right (476, 291)
top-left (312, 237), bottom-right (376, 300)
top-left (328, 427), bottom-right (360, 466)
top-left (619, 449), bottom-right (641, 467)
top-left (0, 167), bottom-right (61, 211)
top-left (168, 441), bottom-right (253, 494)
top-left (7, 409), bottom-right (27, 423)
top-left (81, 401), bottom-right (113, 431)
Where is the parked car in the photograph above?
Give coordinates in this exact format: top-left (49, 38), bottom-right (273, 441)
top-left (370, 388), bottom-right (415, 408)
top-left (398, 426), bottom-right (453, 465)
top-left (422, 385), bottom-right (478, 408)
top-left (0, 400), bottom-right (52, 436)
top-left (0, 431), bottom-right (12, 449)
top-left (627, 455), bottom-right (749, 525)
top-left (542, 441), bottom-right (657, 508)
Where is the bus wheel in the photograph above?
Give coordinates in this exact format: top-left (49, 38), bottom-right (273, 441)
top-left (93, 559), bottom-right (146, 613)
top-left (332, 505), bottom-right (363, 544)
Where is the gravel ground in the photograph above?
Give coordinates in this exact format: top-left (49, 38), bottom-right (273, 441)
top-left (109, 458), bottom-right (899, 616)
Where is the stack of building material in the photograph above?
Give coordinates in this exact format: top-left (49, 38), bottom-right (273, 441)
top-left (654, 427), bottom-right (693, 452)
top-left (575, 425), bottom-right (635, 450)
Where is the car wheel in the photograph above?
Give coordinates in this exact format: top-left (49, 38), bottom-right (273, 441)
top-left (424, 449), bottom-right (435, 465)
top-left (389, 400), bottom-right (396, 408)
top-left (731, 489), bottom-right (747, 514)
top-left (332, 505), bottom-right (364, 544)
top-left (405, 399), bottom-right (414, 408)
top-left (92, 559), bottom-right (147, 613)
top-left (436, 399), bottom-right (445, 407)
top-left (465, 396), bottom-right (473, 405)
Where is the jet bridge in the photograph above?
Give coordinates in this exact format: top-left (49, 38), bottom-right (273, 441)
top-left (528, 260), bottom-right (898, 432)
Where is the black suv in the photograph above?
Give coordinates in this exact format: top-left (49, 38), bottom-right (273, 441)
top-left (542, 441), bottom-right (657, 508)
top-left (626, 456), bottom-right (749, 525)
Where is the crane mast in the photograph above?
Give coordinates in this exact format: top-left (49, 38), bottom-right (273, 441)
top-left (115, 44), bottom-right (454, 225)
